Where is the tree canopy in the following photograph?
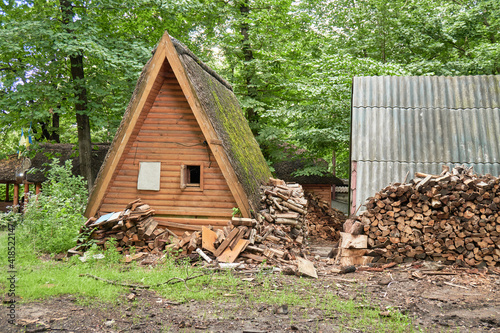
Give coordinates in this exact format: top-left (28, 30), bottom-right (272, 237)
top-left (1, 0), bottom-right (499, 180)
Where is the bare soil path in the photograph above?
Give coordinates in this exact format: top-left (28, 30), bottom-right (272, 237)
top-left (2, 242), bottom-right (499, 332)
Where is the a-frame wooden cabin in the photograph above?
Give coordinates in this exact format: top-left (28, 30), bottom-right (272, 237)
top-left (85, 32), bottom-right (272, 235)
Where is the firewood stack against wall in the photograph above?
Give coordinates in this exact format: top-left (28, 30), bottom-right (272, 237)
top-left (350, 165), bottom-right (500, 267)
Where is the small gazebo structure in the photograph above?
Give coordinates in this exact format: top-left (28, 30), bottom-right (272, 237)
top-left (0, 143), bottom-right (109, 212)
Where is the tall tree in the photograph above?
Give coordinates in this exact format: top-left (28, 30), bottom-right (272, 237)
top-left (59, 0), bottom-right (93, 190)
top-left (0, 0), bottom-right (187, 176)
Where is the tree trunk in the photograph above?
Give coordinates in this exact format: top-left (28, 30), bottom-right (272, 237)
top-left (239, 1), bottom-right (258, 132)
top-left (39, 111), bottom-right (60, 142)
top-left (59, 0), bottom-right (93, 191)
top-left (332, 150), bottom-right (336, 176)
top-left (51, 111), bottom-right (60, 142)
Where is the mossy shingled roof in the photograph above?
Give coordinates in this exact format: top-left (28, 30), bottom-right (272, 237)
top-left (174, 39), bottom-right (272, 213)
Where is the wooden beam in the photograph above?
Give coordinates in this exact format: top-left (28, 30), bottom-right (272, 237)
top-left (23, 182), bottom-right (29, 204)
top-left (35, 183), bottom-right (42, 195)
top-left (156, 220), bottom-right (203, 231)
top-left (84, 33), bottom-right (170, 218)
top-left (13, 183), bottom-right (19, 207)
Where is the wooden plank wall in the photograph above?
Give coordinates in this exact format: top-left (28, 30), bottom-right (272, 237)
top-left (302, 184), bottom-right (332, 203)
top-left (99, 60), bottom-right (236, 230)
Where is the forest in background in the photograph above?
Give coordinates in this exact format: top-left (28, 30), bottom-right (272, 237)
top-left (1, 0), bottom-right (499, 181)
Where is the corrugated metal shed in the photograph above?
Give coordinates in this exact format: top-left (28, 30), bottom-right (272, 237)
top-left (350, 75), bottom-right (500, 214)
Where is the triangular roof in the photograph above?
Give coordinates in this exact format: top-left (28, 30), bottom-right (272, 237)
top-left (85, 31), bottom-right (271, 218)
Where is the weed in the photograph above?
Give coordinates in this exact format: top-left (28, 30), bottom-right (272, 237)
top-left (18, 158), bottom-right (88, 254)
top-left (231, 207), bottom-right (241, 217)
top-left (0, 209), bottom-right (22, 230)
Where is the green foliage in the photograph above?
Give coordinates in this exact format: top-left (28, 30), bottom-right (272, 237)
top-left (19, 158), bottom-right (88, 254)
top-left (102, 238), bottom-right (122, 264)
top-left (0, 209), bottom-right (23, 231)
top-left (0, 0), bottom-right (192, 151)
top-left (232, 207), bottom-right (241, 217)
top-left (2, 0), bottom-right (499, 181)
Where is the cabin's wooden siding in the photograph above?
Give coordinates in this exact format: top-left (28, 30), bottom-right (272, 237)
top-left (99, 60), bottom-right (236, 229)
top-left (302, 184), bottom-right (332, 203)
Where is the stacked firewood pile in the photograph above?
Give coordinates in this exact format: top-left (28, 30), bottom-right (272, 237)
top-left (352, 166), bottom-right (500, 267)
top-left (306, 192), bottom-right (346, 242)
top-left (73, 199), bottom-right (176, 255)
top-left (258, 178), bottom-right (309, 244)
top-left (74, 179), bottom-right (318, 276)
top-left (171, 179), bottom-right (310, 266)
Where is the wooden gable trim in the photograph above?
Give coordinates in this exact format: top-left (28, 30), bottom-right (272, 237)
top-left (84, 35), bottom-right (169, 218)
top-left (163, 33), bottom-right (251, 218)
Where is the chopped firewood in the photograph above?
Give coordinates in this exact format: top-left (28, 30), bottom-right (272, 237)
top-left (240, 252), bottom-right (266, 262)
top-left (341, 248), bottom-right (368, 257)
top-left (144, 220), bottom-right (158, 237)
top-left (79, 178), bottom-right (347, 270)
top-left (266, 235), bottom-right (281, 243)
top-left (215, 229), bottom-right (225, 246)
top-left (269, 177), bottom-right (286, 186)
top-left (213, 228), bottom-right (240, 257)
top-left (353, 165), bottom-right (500, 267)
top-left (218, 239), bottom-right (250, 263)
top-left (202, 226), bottom-right (217, 253)
top-left (229, 227), bottom-right (247, 250)
top-left (263, 248), bottom-right (285, 258)
top-left (296, 257), bottom-right (318, 279)
top-left (340, 256), bottom-right (373, 266)
top-left (126, 198), bottom-right (141, 209)
top-left (246, 245), bottom-right (265, 253)
top-left (231, 217), bottom-right (256, 227)
top-left (340, 232), bottom-right (368, 249)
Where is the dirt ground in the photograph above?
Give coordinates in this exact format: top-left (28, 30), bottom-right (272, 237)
top-left (2, 243), bottom-right (500, 333)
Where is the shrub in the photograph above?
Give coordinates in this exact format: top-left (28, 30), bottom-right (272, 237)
top-left (19, 158), bottom-right (88, 253)
top-left (0, 209), bottom-right (23, 230)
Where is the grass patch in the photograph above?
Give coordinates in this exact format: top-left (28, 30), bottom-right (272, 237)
top-left (0, 231), bottom-right (415, 331)
top-left (0, 231), bottom-right (242, 304)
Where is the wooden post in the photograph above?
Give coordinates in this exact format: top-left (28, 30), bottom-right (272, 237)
top-left (5, 183), bottom-right (9, 202)
top-left (24, 182), bottom-right (29, 205)
top-left (36, 183), bottom-right (42, 195)
top-left (13, 183), bottom-right (19, 207)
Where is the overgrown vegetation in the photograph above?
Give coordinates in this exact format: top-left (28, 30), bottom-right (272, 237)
top-left (16, 158), bottom-right (88, 253)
